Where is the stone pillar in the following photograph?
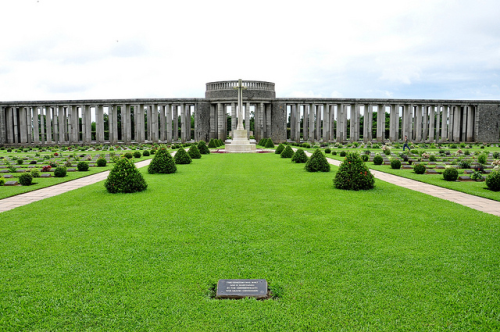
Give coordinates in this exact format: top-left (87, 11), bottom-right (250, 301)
top-left (428, 106), bottom-right (435, 142)
top-left (145, 105), bottom-right (151, 141)
top-left (389, 105), bottom-right (398, 141)
top-left (309, 104), bottom-right (315, 142)
top-left (295, 104), bottom-right (301, 142)
top-left (435, 105), bottom-right (441, 143)
top-left (58, 106), bottom-right (65, 144)
top-left (349, 104), bottom-right (355, 142)
top-left (414, 105), bottom-right (422, 142)
top-left (461, 106), bottom-right (467, 142)
top-left (112, 105), bottom-right (119, 144)
top-left (448, 106), bottom-right (454, 142)
top-left (245, 102), bottom-right (250, 139)
top-left (376, 105), bottom-right (384, 142)
top-left (330, 105), bottom-right (336, 141)
top-left (180, 103), bottom-right (185, 143)
top-left (96, 106), bottom-right (103, 143)
top-left (441, 105), bottom-right (448, 142)
top-left (166, 104), bottom-right (172, 143)
top-left (266, 103), bottom-right (272, 139)
top-left (336, 104), bottom-right (342, 142)
top-left (453, 106), bottom-right (461, 142)
top-left (159, 104), bottom-right (165, 142)
top-left (303, 104), bottom-right (308, 141)
top-left (0, 107), bottom-right (6, 145)
top-left (466, 106), bottom-right (474, 142)
top-left (173, 105), bottom-right (179, 141)
top-left (231, 102), bottom-right (236, 132)
top-left (217, 103), bottom-right (224, 141)
top-left (52, 107), bottom-right (58, 144)
top-left (323, 104), bottom-right (329, 142)
top-left (151, 104), bottom-right (158, 142)
top-left (18, 107), bottom-right (26, 144)
top-left (123, 105), bottom-right (130, 143)
top-left (422, 105), bottom-right (428, 141)
top-left (5, 107), bottom-right (13, 144)
top-left (33, 106), bottom-right (40, 144)
top-left (316, 105), bottom-right (321, 141)
top-left (44, 106), bottom-right (51, 143)
top-left (185, 104), bottom-right (191, 141)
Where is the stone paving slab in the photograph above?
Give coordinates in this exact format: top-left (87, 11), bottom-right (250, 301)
top-left (0, 159), bottom-right (152, 213)
top-left (304, 151), bottom-right (500, 218)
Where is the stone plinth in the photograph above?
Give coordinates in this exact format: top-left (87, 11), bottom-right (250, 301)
top-left (226, 129), bottom-right (256, 153)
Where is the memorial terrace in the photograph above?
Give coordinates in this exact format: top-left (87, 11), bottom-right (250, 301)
top-left (1, 79), bottom-right (500, 146)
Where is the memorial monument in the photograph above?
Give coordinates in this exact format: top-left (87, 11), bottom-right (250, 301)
top-left (225, 79), bottom-right (256, 153)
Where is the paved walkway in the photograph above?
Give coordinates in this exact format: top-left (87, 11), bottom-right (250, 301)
top-left (1, 152), bottom-right (500, 217)
top-left (304, 151), bottom-right (500, 217)
top-left (0, 159), bottom-right (152, 213)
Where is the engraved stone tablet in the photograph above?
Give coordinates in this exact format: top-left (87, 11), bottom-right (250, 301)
top-left (4, 174), bottom-right (13, 178)
top-left (40, 174), bottom-right (51, 178)
top-left (216, 279), bottom-right (268, 299)
top-left (4, 181), bottom-right (18, 186)
top-left (458, 175), bottom-right (472, 181)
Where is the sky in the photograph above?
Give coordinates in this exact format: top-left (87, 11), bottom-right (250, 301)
top-left (1, 0), bottom-right (500, 102)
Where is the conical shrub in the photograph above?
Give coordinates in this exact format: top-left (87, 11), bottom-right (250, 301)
top-left (334, 152), bottom-right (374, 190)
top-left (265, 139), bottom-right (275, 148)
top-left (198, 140), bottom-right (210, 154)
top-left (105, 157), bottom-right (148, 193)
top-left (148, 148), bottom-right (177, 174)
top-left (188, 144), bottom-right (202, 159)
top-left (275, 143), bottom-right (285, 154)
top-left (305, 149), bottom-right (330, 172)
top-left (208, 139), bottom-right (217, 148)
top-left (217, 139), bottom-right (223, 147)
top-left (281, 145), bottom-right (294, 158)
top-left (291, 149), bottom-right (308, 163)
top-left (174, 147), bottom-right (192, 164)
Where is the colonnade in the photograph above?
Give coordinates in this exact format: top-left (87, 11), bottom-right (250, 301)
top-left (284, 102), bottom-right (477, 143)
top-left (0, 102), bottom-right (198, 145)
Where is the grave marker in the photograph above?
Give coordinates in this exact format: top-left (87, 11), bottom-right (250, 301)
top-left (216, 279), bottom-right (268, 299)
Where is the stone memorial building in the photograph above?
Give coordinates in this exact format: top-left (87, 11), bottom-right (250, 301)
top-left (1, 79), bottom-right (500, 146)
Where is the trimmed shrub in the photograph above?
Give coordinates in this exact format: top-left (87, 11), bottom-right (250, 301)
top-left (17, 159), bottom-right (23, 165)
top-left (143, 150), bottom-right (150, 156)
top-left (77, 161), bottom-right (89, 171)
top-left (325, 148), bottom-right (331, 154)
top-left (208, 138), bottom-right (217, 148)
top-left (305, 149), bottom-right (330, 172)
top-left (493, 151), bottom-right (500, 159)
top-left (124, 152), bottom-right (133, 159)
top-left (443, 167), bottom-right (459, 181)
top-left (339, 151), bottom-right (347, 157)
top-left (97, 158), bottom-right (107, 167)
top-left (105, 158), bottom-right (148, 193)
top-left (133, 151), bottom-right (142, 158)
top-left (486, 170), bottom-right (500, 191)
top-left (413, 164), bottom-right (426, 174)
top-left (0, 177), bottom-right (5, 186)
top-left (291, 149), bottom-right (308, 163)
top-left (390, 159), bottom-right (401, 169)
top-left (334, 152), bottom-right (375, 190)
top-left (429, 155), bottom-right (437, 162)
top-left (148, 148), bottom-right (177, 174)
top-left (301, 143), bottom-right (311, 148)
top-left (275, 144), bottom-right (285, 154)
top-left (280, 145), bottom-right (294, 158)
top-left (217, 139), bottom-right (224, 147)
top-left (188, 145), bottom-right (202, 159)
top-left (458, 160), bottom-right (470, 169)
top-left (174, 147), bottom-right (192, 164)
top-left (265, 139), bottom-right (275, 148)
top-left (373, 155), bottom-right (383, 165)
top-left (198, 141), bottom-right (210, 154)
top-left (383, 149), bottom-right (391, 156)
top-left (478, 153), bottom-right (487, 165)
top-left (332, 151), bottom-right (337, 156)
top-left (30, 168), bottom-right (40, 178)
top-left (361, 155), bottom-right (369, 162)
top-left (30, 160), bottom-right (37, 164)
top-left (54, 166), bottom-right (67, 177)
top-left (19, 173), bottom-right (33, 186)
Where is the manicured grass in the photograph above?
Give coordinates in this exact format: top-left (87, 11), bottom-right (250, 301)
top-left (1, 154), bottom-right (499, 330)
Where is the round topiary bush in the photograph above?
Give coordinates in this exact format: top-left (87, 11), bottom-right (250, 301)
top-left (478, 153), bottom-right (488, 165)
top-left (30, 168), bottom-right (40, 178)
top-left (275, 144), bottom-right (285, 154)
top-left (361, 155), bottom-right (369, 162)
top-left (390, 159), bottom-right (401, 169)
top-left (334, 152), bottom-right (375, 190)
top-left (143, 150), bottom-right (150, 157)
top-left (373, 155), bottom-right (383, 165)
top-left (429, 154), bottom-right (437, 162)
top-left (148, 148), bottom-right (177, 174)
top-left (198, 141), bottom-right (210, 154)
top-left (325, 148), bottom-right (331, 154)
top-left (124, 152), bottom-right (133, 159)
top-left (305, 149), bottom-right (330, 172)
top-left (19, 173), bottom-right (33, 186)
top-left (383, 149), bottom-right (391, 156)
top-left (105, 158), bottom-right (148, 193)
top-left (291, 149), bottom-right (308, 163)
top-left (133, 151), bottom-right (141, 158)
top-left (77, 161), bottom-right (89, 171)
top-left (174, 147), bottom-right (192, 164)
top-left (339, 151), bottom-right (347, 157)
top-left (96, 158), bottom-right (107, 167)
top-left (486, 170), bottom-right (500, 191)
top-left (265, 139), bottom-right (275, 148)
top-left (188, 145), bottom-right (202, 159)
top-left (332, 151), bottom-right (337, 156)
top-left (413, 163), bottom-right (426, 174)
top-left (54, 166), bottom-right (67, 177)
top-left (280, 145), bottom-right (294, 158)
top-left (443, 167), bottom-right (458, 181)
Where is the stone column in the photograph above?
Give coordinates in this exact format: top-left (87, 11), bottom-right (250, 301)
top-left (376, 105), bottom-right (383, 142)
top-left (152, 104), bottom-right (159, 142)
top-left (266, 103), bottom-right (272, 138)
top-left (295, 104), bottom-right (301, 142)
top-left (435, 105), bottom-right (441, 143)
top-left (246, 102), bottom-right (250, 139)
top-left (217, 103), bottom-right (224, 141)
top-left (390, 105), bottom-right (399, 141)
top-left (58, 106), bottom-right (65, 144)
top-left (330, 105), bottom-right (336, 141)
top-left (185, 104), bottom-right (191, 141)
top-left (231, 102), bottom-right (236, 133)
top-left (52, 107), bottom-right (59, 144)
top-left (173, 105), bottom-right (179, 141)
top-left (441, 105), bottom-right (448, 143)
top-left (453, 106), bottom-right (461, 142)
top-left (323, 104), bottom-right (329, 142)
top-left (18, 107), bottom-right (26, 144)
top-left (422, 105), bottom-right (428, 141)
top-left (336, 104), bottom-right (342, 142)
top-left (466, 106), bottom-right (474, 142)
top-left (145, 105), bottom-right (151, 141)
top-left (315, 105), bottom-right (321, 141)
top-left (428, 106), bottom-right (435, 142)
top-left (112, 105), bottom-right (119, 144)
top-left (166, 104), bottom-right (172, 143)
top-left (0, 107), bottom-right (6, 145)
top-left (6, 107), bottom-right (13, 144)
top-left (448, 106), bottom-right (454, 142)
top-left (309, 104), bottom-right (315, 142)
top-left (159, 104), bottom-right (165, 141)
top-left (96, 106), bottom-right (103, 143)
top-left (303, 104), bottom-right (308, 141)
top-left (415, 105), bottom-right (422, 142)
top-left (461, 106), bottom-right (467, 142)
top-left (349, 104), bottom-right (355, 142)
top-left (33, 106), bottom-right (40, 144)
top-left (123, 105), bottom-right (130, 143)
top-left (44, 106), bottom-right (51, 143)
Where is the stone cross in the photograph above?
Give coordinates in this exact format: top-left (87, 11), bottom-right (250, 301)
top-left (233, 79), bottom-right (247, 130)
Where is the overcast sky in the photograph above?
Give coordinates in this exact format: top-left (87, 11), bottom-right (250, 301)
top-left (1, 0), bottom-right (499, 102)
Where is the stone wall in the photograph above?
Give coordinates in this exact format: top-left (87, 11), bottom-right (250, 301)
top-left (476, 104), bottom-right (500, 142)
top-left (206, 89), bottom-right (275, 101)
top-left (271, 102), bottom-right (287, 143)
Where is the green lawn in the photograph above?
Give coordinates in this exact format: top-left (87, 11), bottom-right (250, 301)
top-left (1, 153), bottom-right (499, 331)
